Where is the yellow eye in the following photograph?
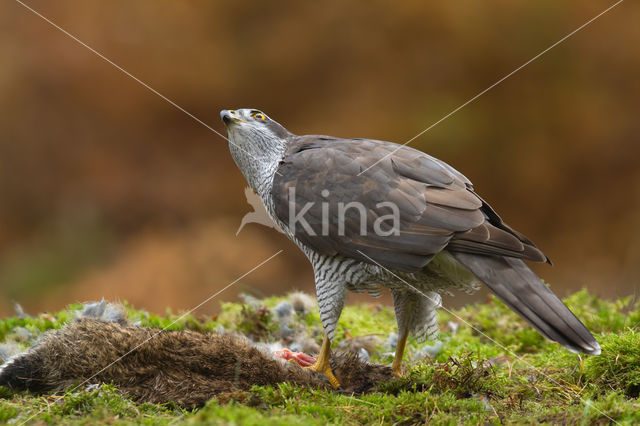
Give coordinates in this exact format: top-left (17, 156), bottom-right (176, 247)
top-left (253, 113), bottom-right (266, 121)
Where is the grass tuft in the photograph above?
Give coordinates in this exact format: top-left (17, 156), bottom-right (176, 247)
top-left (1, 289), bottom-right (639, 424)
top-left (583, 330), bottom-right (640, 397)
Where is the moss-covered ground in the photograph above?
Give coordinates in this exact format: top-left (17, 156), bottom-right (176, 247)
top-left (1, 290), bottom-right (639, 425)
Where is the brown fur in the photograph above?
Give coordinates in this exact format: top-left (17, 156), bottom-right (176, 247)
top-left (0, 319), bottom-right (393, 408)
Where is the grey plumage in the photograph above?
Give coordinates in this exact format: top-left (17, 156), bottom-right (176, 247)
top-left (221, 108), bottom-right (600, 357)
top-left (271, 136), bottom-right (548, 272)
top-left (453, 253), bottom-right (599, 354)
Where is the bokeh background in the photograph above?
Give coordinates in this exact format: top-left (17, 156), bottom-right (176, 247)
top-left (0, 1), bottom-right (638, 317)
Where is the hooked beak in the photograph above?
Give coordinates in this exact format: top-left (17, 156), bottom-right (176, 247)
top-left (220, 109), bottom-right (244, 126)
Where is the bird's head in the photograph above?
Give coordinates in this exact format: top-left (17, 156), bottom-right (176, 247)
top-left (220, 108), bottom-right (291, 193)
top-left (221, 109), bottom-right (290, 152)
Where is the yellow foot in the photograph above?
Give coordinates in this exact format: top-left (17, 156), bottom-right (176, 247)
top-left (305, 361), bottom-right (341, 389)
top-left (391, 327), bottom-right (408, 378)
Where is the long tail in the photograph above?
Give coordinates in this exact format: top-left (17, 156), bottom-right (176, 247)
top-left (452, 252), bottom-right (601, 355)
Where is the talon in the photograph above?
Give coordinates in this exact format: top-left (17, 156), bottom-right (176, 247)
top-left (305, 334), bottom-right (341, 389)
top-left (305, 361), bottom-right (341, 389)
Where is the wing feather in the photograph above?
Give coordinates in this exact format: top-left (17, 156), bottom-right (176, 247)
top-left (271, 136), bottom-right (548, 272)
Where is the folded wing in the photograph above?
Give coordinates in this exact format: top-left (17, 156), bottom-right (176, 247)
top-left (271, 136), bottom-right (548, 272)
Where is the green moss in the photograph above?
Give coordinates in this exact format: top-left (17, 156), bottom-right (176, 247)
top-left (1, 290), bottom-right (639, 424)
top-left (379, 355), bottom-right (506, 401)
top-left (0, 385), bottom-right (183, 425)
top-left (236, 305), bottom-right (278, 341)
top-left (192, 400), bottom-right (323, 425)
top-left (583, 330), bottom-right (640, 397)
top-left (564, 290), bottom-right (640, 334)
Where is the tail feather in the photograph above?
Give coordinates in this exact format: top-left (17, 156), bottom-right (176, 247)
top-left (452, 252), bottom-right (600, 355)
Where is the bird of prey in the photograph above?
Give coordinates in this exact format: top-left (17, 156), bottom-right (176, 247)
top-left (220, 108), bottom-right (600, 388)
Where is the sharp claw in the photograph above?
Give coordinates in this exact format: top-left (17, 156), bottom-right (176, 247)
top-left (305, 334), bottom-right (341, 388)
top-left (305, 361), bottom-right (341, 389)
top-left (326, 371), bottom-right (341, 389)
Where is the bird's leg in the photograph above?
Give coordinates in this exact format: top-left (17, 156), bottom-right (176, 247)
top-left (306, 334), bottom-right (341, 388)
top-left (392, 321), bottom-right (409, 377)
top-left (390, 289), bottom-right (412, 377)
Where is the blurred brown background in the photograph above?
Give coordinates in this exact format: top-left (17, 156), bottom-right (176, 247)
top-left (0, 1), bottom-right (638, 317)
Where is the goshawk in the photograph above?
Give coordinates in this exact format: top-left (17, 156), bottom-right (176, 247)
top-left (221, 108), bottom-right (600, 387)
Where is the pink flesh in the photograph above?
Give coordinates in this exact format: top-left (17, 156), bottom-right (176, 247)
top-left (274, 348), bottom-right (316, 367)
